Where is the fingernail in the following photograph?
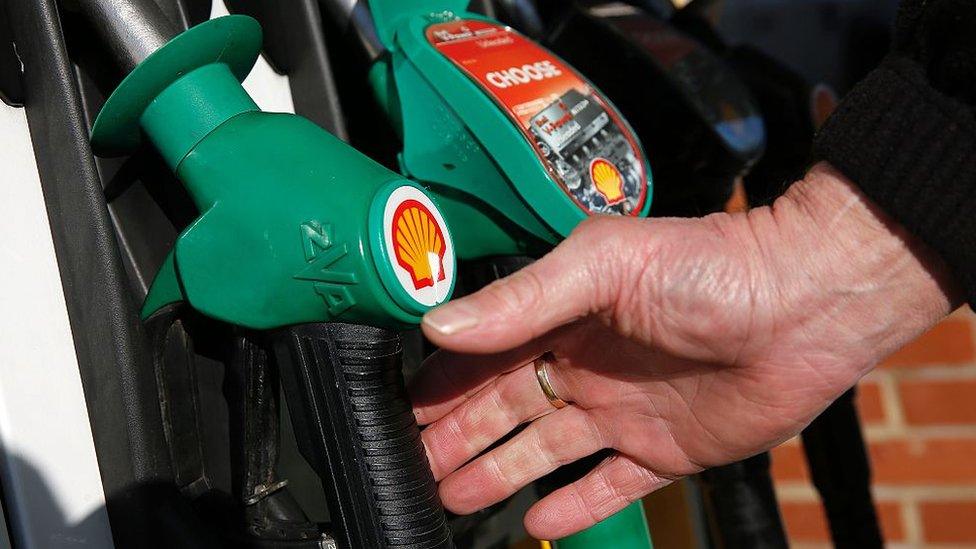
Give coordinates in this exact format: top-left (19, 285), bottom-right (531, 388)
top-left (423, 303), bottom-right (479, 335)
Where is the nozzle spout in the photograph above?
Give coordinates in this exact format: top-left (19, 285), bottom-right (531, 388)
top-left (75, 0), bottom-right (178, 74)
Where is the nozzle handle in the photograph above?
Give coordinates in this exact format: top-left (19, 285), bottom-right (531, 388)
top-left (228, 334), bottom-right (283, 504)
top-left (274, 323), bottom-right (453, 549)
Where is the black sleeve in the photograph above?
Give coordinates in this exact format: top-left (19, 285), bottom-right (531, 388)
top-left (814, 0), bottom-right (976, 307)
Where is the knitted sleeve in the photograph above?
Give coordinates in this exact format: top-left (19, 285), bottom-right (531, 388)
top-left (814, 0), bottom-right (976, 306)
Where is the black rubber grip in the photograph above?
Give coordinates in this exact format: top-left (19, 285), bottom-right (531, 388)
top-left (273, 323), bottom-right (453, 549)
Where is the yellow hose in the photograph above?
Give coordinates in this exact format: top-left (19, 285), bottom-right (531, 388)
top-left (540, 541), bottom-right (553, 549)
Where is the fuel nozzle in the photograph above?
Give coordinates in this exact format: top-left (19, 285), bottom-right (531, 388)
top-left (81, 0), bottom-right (457, 329)
top-left (82, 4), bottom-right (456, 548)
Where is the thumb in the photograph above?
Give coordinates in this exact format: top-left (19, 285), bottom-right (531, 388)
top-left (422, 217), bottom-right (643, 353)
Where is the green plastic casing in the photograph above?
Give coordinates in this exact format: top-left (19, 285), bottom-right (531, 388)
top-left (555, 501), bottom-right (654, 549)
top-left (367, 1), bottom-right (653, 259)
top-left (90, 16), bottom-right (456, 330)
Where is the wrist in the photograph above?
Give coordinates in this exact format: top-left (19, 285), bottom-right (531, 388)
top-left (764, 163), bottom-right (962, 372)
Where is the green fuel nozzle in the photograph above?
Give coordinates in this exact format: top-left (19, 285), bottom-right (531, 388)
top-left (85, 4), bottom-right (457, 331)
top-left (83, 3), bottom-right (455, 547)
top-left (328, 0), bottom-right (653, 259)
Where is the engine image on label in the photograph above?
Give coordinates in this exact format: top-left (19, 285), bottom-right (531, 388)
top-left (427, 19), bottom-right (648, 215)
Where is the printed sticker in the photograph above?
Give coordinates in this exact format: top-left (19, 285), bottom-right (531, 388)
top-left (427, 19), bottom-right (648, 216)
top-left (383, 186), bottom-right (455, 307)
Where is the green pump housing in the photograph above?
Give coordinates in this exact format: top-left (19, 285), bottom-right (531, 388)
top-left (90, 15), bottom-right (457, 330)
top-left (366, 0), bottom-right (654, 260)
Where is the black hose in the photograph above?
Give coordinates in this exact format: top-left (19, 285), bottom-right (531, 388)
top-left (801, 389), bottom-right (883, 549)
top-left (72, 0), bottom-right (178, 73)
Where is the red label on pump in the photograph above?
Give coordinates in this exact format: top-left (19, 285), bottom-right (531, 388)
top-left (427, 20), bottom-right (648, 216)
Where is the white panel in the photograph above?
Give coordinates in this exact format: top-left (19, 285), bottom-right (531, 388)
top-left (0, 105), bottom-right (114, 547)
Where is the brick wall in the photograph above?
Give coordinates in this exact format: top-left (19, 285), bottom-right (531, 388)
top-left (772, 308), bottom-right (976, 548)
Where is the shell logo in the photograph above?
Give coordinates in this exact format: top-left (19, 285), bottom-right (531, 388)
top-left (590, 158), bottom-right (625, 206)
top-left (392, 200), bottom-right (447, 290)
top-left (377, 185), bottom-right (455, 310)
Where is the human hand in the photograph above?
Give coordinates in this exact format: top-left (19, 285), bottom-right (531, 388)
top-left (410, 163), bottom-right (960, 539)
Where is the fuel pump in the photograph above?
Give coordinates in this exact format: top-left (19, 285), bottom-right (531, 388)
top-left (77, 1), bottom-right (457, 547)
top-left (320, 1), bottom-right (654, 547)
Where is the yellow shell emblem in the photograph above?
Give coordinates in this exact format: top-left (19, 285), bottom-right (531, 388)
top-left (590, 158), bottom-right (625, 205)
top-left (393, 200), bottom-right (448, 290)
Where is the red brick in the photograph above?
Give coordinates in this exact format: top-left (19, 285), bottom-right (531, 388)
top-left (770, 443), bottom-right (809, 482)
top-left (779, 500), bottom-right (904, 543)
top-left (778, 500), bottom-right (905, 543)
top-left (877, 501), bottom-right (906, 542)
top-left (780, 502), bottom-right (829, 541)
top-left (881, 319), bottom-right (975, 368)
top-left (901, 379), bottom-right (976, 425)
top-left (856, 382), bottom-right (886, 425)
top-left (921, 501), bottom-right (976, 543)
top-left (869, 438), bottom-right (976, 484)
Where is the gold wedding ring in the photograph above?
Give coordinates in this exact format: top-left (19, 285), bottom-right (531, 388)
top-left (534, 352), bottom-right (570, 409)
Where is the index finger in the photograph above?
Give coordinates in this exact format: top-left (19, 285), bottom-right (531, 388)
top-left (420, 217), bottom-right (637, 354)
